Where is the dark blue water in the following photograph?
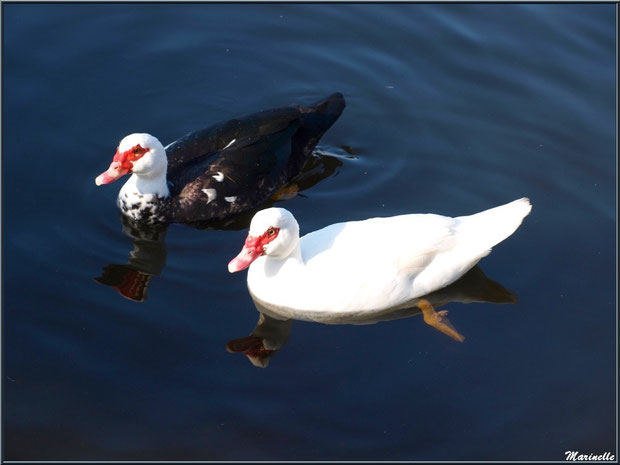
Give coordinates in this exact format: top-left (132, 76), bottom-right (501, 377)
top-left (2, 3), bottom-right (616, 461)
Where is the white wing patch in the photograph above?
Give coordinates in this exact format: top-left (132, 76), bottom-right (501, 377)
top-left (201, 188), bottom-right (217, 204)
top-left (212, 171), bottom-right (225, 182)
top-left (222, 139), bottom-right (236, 150)
top-left (224, 196), bottom-right (237, 203)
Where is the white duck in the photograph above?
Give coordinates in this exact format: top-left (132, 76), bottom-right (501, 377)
top-left (228, 198), bottom-right (532, 315)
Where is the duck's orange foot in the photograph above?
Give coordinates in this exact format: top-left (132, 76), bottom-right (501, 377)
top-left (272, 184), bottom-right (299, 201)
top-left (418, 298), bottom-right (465, 342)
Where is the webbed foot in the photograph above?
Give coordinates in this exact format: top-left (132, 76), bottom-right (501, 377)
top-left (418, 298), bottom-right (465, 342)
top-left (272, 184), bottom-right (299, 201)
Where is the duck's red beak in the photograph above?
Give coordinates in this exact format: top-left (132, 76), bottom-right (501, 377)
top-left (95, 160), bottom-right (129, 185)
top-left (228, 227), bottom-right (280, 273)
top-left (228, 235), bottom-right (265, 273)
top-left (95, 150), bottom-right (132, 186)
top-left (96, 145), bottom-right (148, 186)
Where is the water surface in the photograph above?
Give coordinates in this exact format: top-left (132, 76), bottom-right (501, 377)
top-left (2, 3), bottom-right (616, 461)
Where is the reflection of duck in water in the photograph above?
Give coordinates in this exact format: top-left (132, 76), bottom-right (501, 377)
top-left (94, 150), bottom-right (346, 301)
top-left (226, 314), bottom-right (293, 368)
top-left (95, 93), bottom-right (345, 224)
top-left (227, 265), bottom-right (517, 367)
top-left (94, 215), bottom-right (167, 302)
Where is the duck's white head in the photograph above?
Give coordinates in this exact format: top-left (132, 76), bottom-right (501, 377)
top-left (228, 208), bottom-right (300, 273)
top-left (95, 133), bottom-right (167, 186)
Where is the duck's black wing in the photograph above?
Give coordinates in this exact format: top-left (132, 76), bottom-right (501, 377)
top-left (165, 106), bottom-right (301, 178)
top-left (165, 92), bottom-right (345, 223)
top-left (168, 121), bottom-right (301, 221)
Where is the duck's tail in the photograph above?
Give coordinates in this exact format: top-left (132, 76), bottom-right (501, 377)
top-left (304, 92), bottom-right (346, 133)
top-left (455, 197), bottom-right (532, 258)
top-left (285, 92), bottom-right (346, 175)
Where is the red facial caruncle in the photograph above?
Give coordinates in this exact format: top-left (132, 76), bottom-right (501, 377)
top-left (228, 227), bottom-right (280, 273)
top-left (95, 144), bottom-right (149, 186)
top-left (114, 144), bottom-right (149, 174)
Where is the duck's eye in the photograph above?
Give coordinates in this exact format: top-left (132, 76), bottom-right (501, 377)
top-left (267, 228), bottom-right (276, 236)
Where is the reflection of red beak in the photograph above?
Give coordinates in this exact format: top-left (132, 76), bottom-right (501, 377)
top-left (228, 235), bottom-right (264, 273)
top-left (94, 264), bottom-right (150, 302)
top-left (95, 161), bottom-right (130, 185)
top-left (226, 336), bottom-right (275, 368)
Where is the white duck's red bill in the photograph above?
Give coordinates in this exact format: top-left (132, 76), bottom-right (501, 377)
top-left (228, 228), bottom-right (280, 273)
top-left (228, 244), bottom-right (263, 273)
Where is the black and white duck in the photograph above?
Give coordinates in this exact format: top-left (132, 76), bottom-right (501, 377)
top-left (95, 92), bottom-right (345, 224)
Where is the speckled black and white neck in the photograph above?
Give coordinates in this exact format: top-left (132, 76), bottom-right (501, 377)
top-left (117, 187), bottom-right (166, 224)
top-left (100, 92), bottom-right (346, 225)
top-left (116, 166), bottom-right (170, 224)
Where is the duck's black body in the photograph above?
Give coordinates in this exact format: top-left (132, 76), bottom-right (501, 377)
top-left (142, 93), bottom-right (345, 224)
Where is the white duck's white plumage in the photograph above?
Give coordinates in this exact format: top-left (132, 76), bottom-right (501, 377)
top-left (229, 198), bottom-right (532, 315)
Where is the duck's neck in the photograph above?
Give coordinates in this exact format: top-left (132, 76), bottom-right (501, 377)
top-left (248, 243), bottom-right (306, 312)
top-left (283, 243), bottom-right (303, 265)
top-left (261, 243), bottom-right (304, 276)
top-left (122, 171), bottom-right (170, 198)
